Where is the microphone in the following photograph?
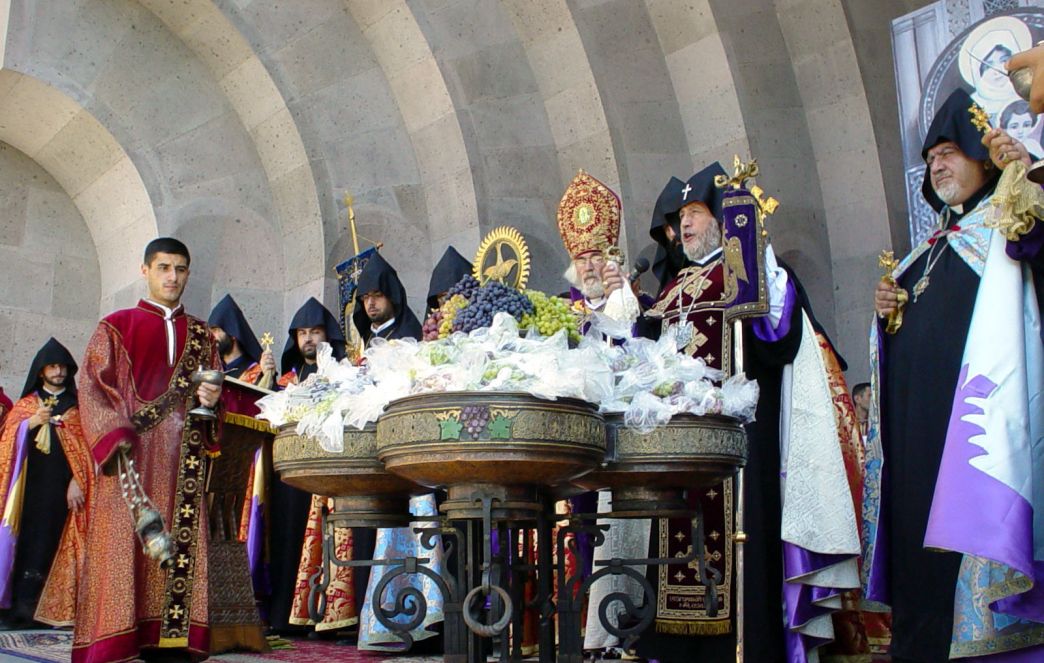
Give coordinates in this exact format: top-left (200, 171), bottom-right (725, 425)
top-left (629, 257), bottom-right (650, 283)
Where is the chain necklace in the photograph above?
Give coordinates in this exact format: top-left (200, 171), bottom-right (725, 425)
top-left (669, 264), bottom-right (714, 344)
top-left (912, 212), bottom-right (956, 303)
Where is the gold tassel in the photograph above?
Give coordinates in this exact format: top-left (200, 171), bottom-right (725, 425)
top-left (34, 424), bottom-right (51, 454)
top-left (34, 396), bottom-right (59, 454)
top-left (257, 370), bottom-right (274, 391)
top-left (223, 412), bottom-right (276, 433)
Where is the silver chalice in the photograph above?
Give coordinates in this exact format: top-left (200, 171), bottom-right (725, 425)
top-left (187, 368), bottom-right (225, 420)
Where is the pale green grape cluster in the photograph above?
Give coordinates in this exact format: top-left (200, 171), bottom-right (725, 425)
top-left (520, 291), bottom-right (580, 342)
top-left (438, 294), bottom-right (469, 338)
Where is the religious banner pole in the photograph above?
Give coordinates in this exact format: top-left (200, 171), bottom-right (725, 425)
top-left (714, 155), bottom-right (778, 663)
top-left (343, 192), bottom-right (365, 362)
top-left (732, 321), bottom-right (747, 663)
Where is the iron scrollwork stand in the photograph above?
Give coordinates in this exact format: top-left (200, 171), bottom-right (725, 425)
top-left (305, 509), bottom-right (469, 660)
top-left (556, 500), bottom-right (721, 663)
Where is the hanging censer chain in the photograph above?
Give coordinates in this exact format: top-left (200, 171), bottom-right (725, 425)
top-left (117, 448), bottom-right (176, 569)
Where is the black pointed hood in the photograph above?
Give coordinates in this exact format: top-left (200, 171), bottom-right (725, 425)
top-left (427, 246), bottom-right (472, 312)
top-left (352, 252), bottom-right (422, 342)
top-left (649, 163), bottom-right (728, 293)
top-left (281, 297), bottom-right (346, 374)
top-left (921, 88), bottom-right (997, 213)
top-left (22, 338), bottom-right (78, 398)
top-left (208, 294), bottom-right (262, 364)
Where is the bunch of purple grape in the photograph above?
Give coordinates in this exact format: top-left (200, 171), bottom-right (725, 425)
top-left (447, 274), bottom-right (480, 300)
top-left (422, 310), bottom-right (444, 341)
top-left (460, 405), bottom-right (491, 439)
top-left (452, 281), bottom-right (535, 333)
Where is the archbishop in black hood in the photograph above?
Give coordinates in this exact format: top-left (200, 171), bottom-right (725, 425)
top-left (280, 297), bottom-right (346, 376)
top-left (920, 88), bottom-right (999, 214)
top-left (22, 337), bottom-right (78, 399)
top-left (426, 246), bottom-right (472, 313)
top-left (649, 164), bottom-right (727, 294)
top-left (352, 252), bottom-right (422, 344)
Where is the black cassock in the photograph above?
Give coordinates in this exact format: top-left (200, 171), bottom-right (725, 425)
top-left (269, 300), bottom-right (348, 631)
top-left (3, 389), bottom-right (76, 624)
top-left (879, 181), bottom-right (1044, 661)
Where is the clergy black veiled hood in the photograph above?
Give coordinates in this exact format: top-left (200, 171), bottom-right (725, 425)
top-left (22, 337), bottom-right (78, 398)
top-left (281, 297), bottom-right (346, 374)
top-left (921, 88), bottom-right (996, 213)
top-left (427, 246), bottom-right (472, 312)
top-left (208, 294), bottom-right (262, 364)
top-left (648, 164), bottom-right (727, 293)
top-left (352, 252), bottom-right (422, 341)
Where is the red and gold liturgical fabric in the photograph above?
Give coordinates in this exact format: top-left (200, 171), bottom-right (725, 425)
top-left (73, 300), bottom-right (219, 663)
top-left (289, 495), bottom-right (358, 631)
top-left (647, 258), bottom-right (733, 636)
top-left (0, 395), bottom-right (94, 626)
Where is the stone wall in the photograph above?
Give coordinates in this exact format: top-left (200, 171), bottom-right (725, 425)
top-left (0, 141), bottom-right (99, 396)
top-left (0, 0), bottom-right (940, 385)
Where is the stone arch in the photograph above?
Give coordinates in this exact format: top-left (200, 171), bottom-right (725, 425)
top-left (0, 139), bottom-right (102, 394)
top-left (133, 0), bottom-right (326, 304)
top-left (773, 0), bottom-right (891, 380)
top-left (0, 68), bottom-right (157, 311)
top-left (344, 1), bottom-right (482, 270)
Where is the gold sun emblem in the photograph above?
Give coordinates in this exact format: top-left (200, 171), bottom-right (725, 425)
top-left (473, 226), bottom-right (531, 290)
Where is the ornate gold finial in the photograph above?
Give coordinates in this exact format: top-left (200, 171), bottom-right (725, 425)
top-left (969, 103), bottom-right (992, 134)
top-left (259, 332), bottom-right (274, 352)
top-left (877, 250), bottom-right (908, 335)
top-left (750, 185), bottom-right (779, 217)
top-left (473, 226), bottom-right (531, 290)
top-left (714, 155), bottom-right (761, 190)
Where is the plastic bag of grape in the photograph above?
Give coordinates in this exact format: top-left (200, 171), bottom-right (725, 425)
top-left (422, 274), bottom-right (581, 342)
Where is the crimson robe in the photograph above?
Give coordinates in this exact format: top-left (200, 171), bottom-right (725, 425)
top-left (0, 394), bottom-right (93, 626)
top-left (73, 300), bottom-right (219, 663)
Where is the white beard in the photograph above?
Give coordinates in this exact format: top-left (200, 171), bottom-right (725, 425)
top-left (933, 179), bottom-right (963, 206)
top-left (682, 226), bottom-right (722, 263)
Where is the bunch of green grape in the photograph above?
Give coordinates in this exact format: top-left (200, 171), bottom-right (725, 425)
top-left (520, 291), bottom-right (580, 342)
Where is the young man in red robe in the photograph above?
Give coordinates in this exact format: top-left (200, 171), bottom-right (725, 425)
top-left (73, 238), bottom-right (222, 663)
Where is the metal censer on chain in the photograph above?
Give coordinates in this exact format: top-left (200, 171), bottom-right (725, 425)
top-left (117, 447), bottom-right (176, 568)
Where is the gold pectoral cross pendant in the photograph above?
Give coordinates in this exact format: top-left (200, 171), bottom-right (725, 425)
top-left (912, 276), bottom-right (929, 303)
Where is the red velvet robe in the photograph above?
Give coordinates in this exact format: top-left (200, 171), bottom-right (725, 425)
top-left (73, 300), bottom-right (219, 663)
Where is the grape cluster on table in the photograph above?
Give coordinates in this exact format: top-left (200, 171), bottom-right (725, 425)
top-left (422, 310), bottom-right (444, 341)
top-left (520, 291), bottom-right (580, 342)
top-left (420, 274), bottom-right (580, 340)
top-left (452, 281), bottom-right (534, 333)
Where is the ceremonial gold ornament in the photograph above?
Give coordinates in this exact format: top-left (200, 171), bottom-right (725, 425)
top-left (34, 395), bottom-right (60, 454)
top-left (715, 155), bottom-right (779, 238)
top-left (877, 251), bottom-right (907, 335)
top-left (968, 102), bottom-right (992, 135)
top-left (257, 331), bottom-right (275, 390)
top-left (988, 160), bottom-right (1043, 241)
top-left (473, 226), bottom-right (531, 289)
